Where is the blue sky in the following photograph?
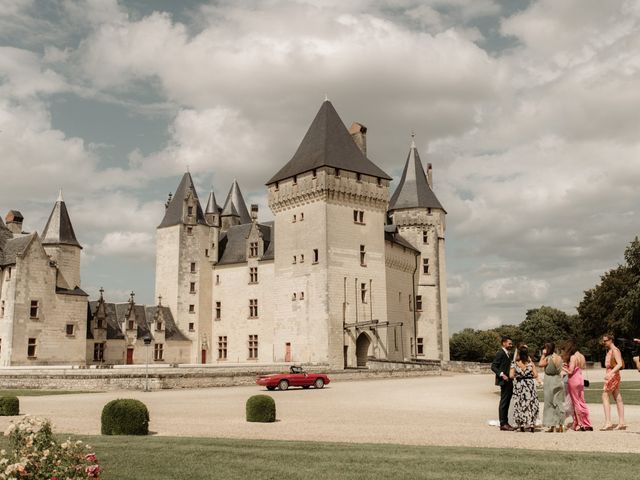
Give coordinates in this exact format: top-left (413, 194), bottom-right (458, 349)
top-left (1, 0), bottom-right (639, 333)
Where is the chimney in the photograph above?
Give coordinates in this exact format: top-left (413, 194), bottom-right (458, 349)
top-left (250, 204), bottom-right (258, 221)
top-left (426, 163), bottom-right (433, 189)
top-left (349, 122), bottom-right (367, 156)
top-left (5, 210), bottom-right (23, 234)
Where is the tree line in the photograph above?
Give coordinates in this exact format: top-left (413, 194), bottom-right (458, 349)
top-left (450, 238), bottom-right (640, 364)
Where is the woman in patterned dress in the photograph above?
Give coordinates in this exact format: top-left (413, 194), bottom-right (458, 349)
top-left (601, 333), bottom-right (625, 431)
top-left (509, 345), bottom-right (539, 432)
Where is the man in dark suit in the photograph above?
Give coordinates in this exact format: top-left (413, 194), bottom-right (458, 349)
top-left (491, 336), bottom-right (514, 431)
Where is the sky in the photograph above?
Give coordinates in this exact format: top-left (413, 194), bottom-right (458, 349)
top-left (1, 0), bottom-right (639, 334)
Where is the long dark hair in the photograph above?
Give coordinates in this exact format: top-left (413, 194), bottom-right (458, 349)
top-left (517, 345), bottom-right (530, 363)
top-left (544, 342), bottom-right (555, 356)
top-left (562, 339), bottom-right (578, 363)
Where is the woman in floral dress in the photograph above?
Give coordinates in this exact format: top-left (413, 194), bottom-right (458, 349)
top-left (509, 345), bottom-right (539, 432)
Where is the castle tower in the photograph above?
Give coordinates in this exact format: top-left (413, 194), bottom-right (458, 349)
top-left (388, 135), bottom-right (449, 361)
top-left (41, 191), bottom-right (82, 289)
top-left (155, 172), bottom-right (212, 363)
top-left (220, 180), bottom-right (251, 231)
top-left (267, 100), bottom-right (391, 368)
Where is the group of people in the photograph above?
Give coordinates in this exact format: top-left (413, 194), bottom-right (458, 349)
top-left (491, 333), bottom-right (627, 432)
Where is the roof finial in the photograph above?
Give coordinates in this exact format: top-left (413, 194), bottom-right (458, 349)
top-left (410, 131), bottom-right (416, 149)
top-left (129, 291), bottom-right (135, 303)
top-left (57, 189), bottom-right (64, 202)
top-left (324, 93), bottom-right (329, 102)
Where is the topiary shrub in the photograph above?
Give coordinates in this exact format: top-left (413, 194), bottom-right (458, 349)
top-left (101, 399), bottom-right (149, 435)
top-left (0, 396), bottom-right (19, 416)
top-left (246, 395), bottom-right (276, 423)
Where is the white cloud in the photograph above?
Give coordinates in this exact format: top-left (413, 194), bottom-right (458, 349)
top-left (481, 276), bottom-right (549, 305)
top-left (91, 231), bottom-right (154, 259)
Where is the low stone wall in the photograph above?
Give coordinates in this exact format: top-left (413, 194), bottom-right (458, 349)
top-left (0, 361), bottom-right (443, 391)
top-left (442, 361), bottom-right (492, 374)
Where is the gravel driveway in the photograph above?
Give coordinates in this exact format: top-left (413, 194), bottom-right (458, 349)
top-left (1, 369), bottom-right (639, 453)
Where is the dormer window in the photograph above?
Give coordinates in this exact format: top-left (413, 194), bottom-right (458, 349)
top-left (293, 175), bottom-right (297, 185)
top-left (187, 206), bottom-right (194, 215)
top-left (377, 177), bottom-right (382, 187)
top-left (249, 242), bottom-right (259, 257)
top-left (156, 321), bottom-right (163, 331)
top-left (97, 318), bottom-right (104, 329)
top-left (356, 173), bottom-right (361, 182)
top-left (312, 169), bottom-right (317, 179)
top-left (128, 320), bottom-right (135, 330)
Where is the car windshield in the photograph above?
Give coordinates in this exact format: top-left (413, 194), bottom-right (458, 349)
top-left (290, 366), bottom-right (304, 374)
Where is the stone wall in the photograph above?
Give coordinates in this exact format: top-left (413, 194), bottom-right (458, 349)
top-left (442, 361), bottom-right (492, 374)
top-left (0, 361), bottom-right (443, 391)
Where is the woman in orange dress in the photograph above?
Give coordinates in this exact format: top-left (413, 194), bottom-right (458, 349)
top-left (601, 333), bottom-right (625, 430)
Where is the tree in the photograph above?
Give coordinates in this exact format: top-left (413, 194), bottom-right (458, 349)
top-left (578, 238), bottom-right (640, 345)
top-left (518, 306), bottom-right (579, 357)
top-left (449, 328), bottom-right (502, 363)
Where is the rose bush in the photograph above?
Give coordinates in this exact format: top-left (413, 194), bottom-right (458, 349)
top-left (0, 416), bottom-right (102, 479)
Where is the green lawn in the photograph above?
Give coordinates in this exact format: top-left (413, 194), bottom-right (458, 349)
top-left (6, 436), bottom-right (632, 480)
top-left (533, 381), bottom-right (640, 405)
top-left (0, 389), bottom-right (98, 397)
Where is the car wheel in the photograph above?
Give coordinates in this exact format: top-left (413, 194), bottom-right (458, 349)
top-left (278, 379), bottom-right (289, 391)
top-left (266, 386), bottom-right (275, 391)
top-left (314, 378), bottom-right (325, 389)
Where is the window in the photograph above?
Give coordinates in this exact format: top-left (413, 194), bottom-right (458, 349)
top-left (423, 258), bottom-right (429, 275)
top-left (189, 304), bottom-right (195, 313)
top-left (356, 173), bottom-right (362, 182)
top-left (410, 337), bottom-right (414, 355)
top-left (423, 230), bottom-right (429, 244)
top-left (377, 177), bottom-right (382, 187)
top-left (360, 283), bottom-right (367, 303)
top-left (300, 254), bottom-right (304, 263)
top-left (27, 338), bottom-right (37, 358)
top-left (190, 262), bottom-right (197, 273)
top-left (189, 322), bottom-right (195, 332)
top-left (293, 256), bottom-right (297, 264)
top-left (93, 343), bottom-right (105, 362)
top-left (300, 212), bottom-right (304, 221)
top-left (156, 321), bottom-right (163, 331)
top-left (205, 249), bottom-right (209, 257)
top-left (428, 208), bottom-right (432, 214)
top-left (292, 293), bottom-right (296, 301)
top-left (394, 328), bottom-right (398, 351)
top-left (335, 168), bottom-right (340, 177)
top-left (215, 302), bottom-right (221, 320)
top-left (416, 295), bottom-right (423, 311)
top-left (409, 295), bottom-right (412, 311)
top-left (128, 319), bottom-right (135, 330)
top-left (216, 275), bottom-right (220, 285)
top-left (97, 317), bottom-right (104, 329)
top-left (6, 268), bottom-right (11, 280)
top-left (300, 292), bottom-right (304, 300)
top-left (187, 226), bottom-right (193, 235)
top-left (360, 245), bottom-right (366, 266)
top-left (275, 181), bottom-right (279, 190)
top-left (190, 282), bottom-right (196, 293)
top-left (249, 242), bottom-right (259, 257)
top-left (293, 214), bottom-right (297, 223)
top-left (1, 300), bottom-right (4, 317)
top-left (293, 175), bottom-right (297, 185)
top-left (353, 210), bottom-right (364, 224)
top-left (30, 300), bottom-right (39, 319)
top-left (154, 343), bottom-right (164, 361)
top-left (248, 335), bottom-right (258, 359)
top-left (187, 206), bottom-right (193, 215)
top-left (66, 324), bottom-right (74, 336)
top-left (417, 337), bottom-right (424, 355)
top-left (313, 249), bottom-right (319, 263)
top-left (398, 292), bottom-right (402, 303)
top-left (249, 299), bottom-right (258, 318)
top-left (312, 169), bottom-right (317, 178)
top-left (218, 336), bottom-right (228, 360)
top-left (249, 267), bottom-right (258, 283)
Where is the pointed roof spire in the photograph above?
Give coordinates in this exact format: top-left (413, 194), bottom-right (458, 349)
top-left (388, 134), bottom-right (445, 212)
top-left (158, 172), bottom-right (208, 228)
top-left (205, 189), bottom-right (219, 214)
top-left (220, 180), bottom-right (251, 223)
top-left (267, 100), bottom-right (391, 185)
top-left (41, 192), bottom-right (82, 248)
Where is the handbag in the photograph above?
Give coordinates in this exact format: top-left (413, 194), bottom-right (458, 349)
top-left (583, 379), bottom-right (590, 388)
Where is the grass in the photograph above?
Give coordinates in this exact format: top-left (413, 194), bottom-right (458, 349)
top-left (532, 381), bottom-right (640, 405)
top-left (15, 435), bottom-right (635, 480)
top-left (0, 389), bottom-right (97, 397)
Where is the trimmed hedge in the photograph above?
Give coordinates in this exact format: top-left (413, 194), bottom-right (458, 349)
top-left (0, 396), bottom-right (19, 416)
top-left (246, 395), bottom-right (276, 423)
top-left (101, 399), bottom-right (149, 435)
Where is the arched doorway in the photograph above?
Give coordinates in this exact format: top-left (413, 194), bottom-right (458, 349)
top-left (356, 332), bottom-right (371, 367)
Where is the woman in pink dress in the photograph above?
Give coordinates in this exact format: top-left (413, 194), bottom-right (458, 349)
top-left (562, 340), bottom-right (592, 431)
top-left (601, 333), bottom-right (625, 431)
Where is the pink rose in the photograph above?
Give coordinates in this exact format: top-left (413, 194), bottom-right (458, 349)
top-left (86, 464), bottom-right (101, 477)
top-left (85, 453), bottom-right (98, 463)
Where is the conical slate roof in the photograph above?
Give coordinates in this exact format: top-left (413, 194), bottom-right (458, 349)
top-left (158, 172), bottom-right (208, 228)
top-left (41, 191), bottom-right (82, 248)
top-left (221, 180), bottom-right (251, 223)
top-left (389, 139), bottom-right (445, 212)
top-left (267, 100), bottom-right (391, 185)
top-left (205, 190), bottom-right (219, 214)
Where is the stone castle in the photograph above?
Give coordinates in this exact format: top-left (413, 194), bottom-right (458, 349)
top-left (0, 100), bottom-right (448, 369)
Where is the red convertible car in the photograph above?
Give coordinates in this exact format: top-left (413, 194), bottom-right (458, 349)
top-left (256, 366), bottom-right (330, 391)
